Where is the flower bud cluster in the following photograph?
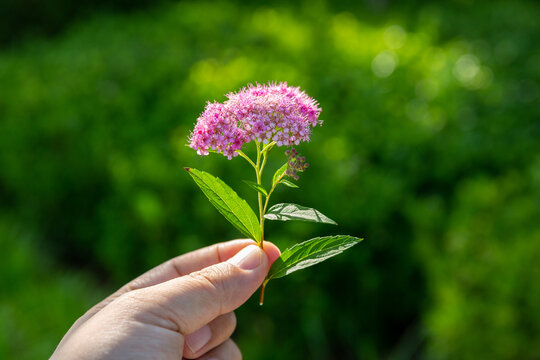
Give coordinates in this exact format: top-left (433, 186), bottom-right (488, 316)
top-left (189, 82), bottom-right (321, 159)
top-left (285, 147), bottom-right (309, 180)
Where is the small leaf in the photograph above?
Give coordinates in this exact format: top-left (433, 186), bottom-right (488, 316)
top-left (264, 203), bottom-right (337, 225)
top-left (279, 179), bottom-right (299, 188)
top-left (265, 235), bottom-right (363, 281)
top-left (272, 162), bottom-right (288, 187)
top-left (243, 180), bottom-right (268, 197)
top-left (186, 167), bottom-right (261, 241)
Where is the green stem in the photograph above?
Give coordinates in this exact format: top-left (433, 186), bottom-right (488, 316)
top-left (260, 149), bottom-right (269, 176)
top-left (236, 142), bottom-right (278, 305)
top-left (261, 141), bottom-right (275, 153)
top-left (237, 144), bottom-right (281, 248)
top-left (262, 171), bottom-right (285, 216)
top-left (235, 147), bottom-right (263, 247)
top-left (259, 281), bottom-right (267, 306)
top-left (237, 150), bottom-right (257, 170)
top-left (254, 141), bottom-right (264, 248)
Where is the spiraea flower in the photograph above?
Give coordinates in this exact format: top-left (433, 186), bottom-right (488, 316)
top-left (188, 102), bottom-right (248, 159)
top-left (189, 82), bottom-right (322, 159)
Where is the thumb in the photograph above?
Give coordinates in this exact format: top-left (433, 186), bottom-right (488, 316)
top-left (127, 244), bottom-right (275, 335)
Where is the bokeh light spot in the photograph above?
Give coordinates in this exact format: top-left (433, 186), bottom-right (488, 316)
top-left (454, 54), bottom-right (480, 83)
top-left (372, 50), bottom-right (398, 78)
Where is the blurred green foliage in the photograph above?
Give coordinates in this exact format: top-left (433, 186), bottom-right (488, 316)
top-left (0, 219), bottom-right (104, 360)
top-left (0, 0), bottom-right (172, 47)
top-left (0, 0), bottom-right (539, 359)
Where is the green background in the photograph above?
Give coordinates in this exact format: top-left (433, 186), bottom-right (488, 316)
top-left (1, 0), bottom-right (539, 359)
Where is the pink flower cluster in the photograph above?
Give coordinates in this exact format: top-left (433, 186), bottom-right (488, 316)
top-left (189, 82), bottom-right (322, 159)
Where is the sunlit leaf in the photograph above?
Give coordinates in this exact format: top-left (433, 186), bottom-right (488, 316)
top-left (279, 179), bottom-right (299, 188)
top-left (186, 167), bottom-right (260, 241)
top-left (265, 235), bottom-right (362, 281)
top-left (272, 163), bottom-right (288, 187)
top-left (264, 203), bottom-right (337, 225)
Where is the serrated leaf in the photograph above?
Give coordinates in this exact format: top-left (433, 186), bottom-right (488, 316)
top-left (279, 179), bottom-right (299, 188)
top-left (243, 180), bottom-right (268, 197)
top-left (272, 163), bottom-right (288, 187)
top-left (264, 203), bottom-right (337, 225)
top-left (186, 167), bottom-right (261, 241)
top-left (265, 235), bottom-right (363, 281)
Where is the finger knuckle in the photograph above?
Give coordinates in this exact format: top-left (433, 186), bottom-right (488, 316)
top-left (188, 264), bottom-right (237, 311)
top-left (117, 289), bottom-right (182, 332)
top-left (115, 289), bottom-right (151, 313)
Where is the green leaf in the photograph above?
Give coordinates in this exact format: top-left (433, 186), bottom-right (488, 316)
top-left (185, 167), bottom-right (261, 241)
top-left (272, 162), bottom-right (288, 187)
top-left (265, 235), bottom-right (363, 281)
top-left (264, 203), bottom-right (337, 225)
top-left (279, 179), bottom-right (299, 188)
top-left (243, 180), bottom-right (268, 197)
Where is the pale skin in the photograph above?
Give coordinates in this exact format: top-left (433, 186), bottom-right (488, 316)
top-left (51, 240), bottom-right (281, 360)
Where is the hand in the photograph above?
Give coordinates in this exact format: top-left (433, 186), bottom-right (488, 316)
top-left (51, 240), bottom-right (280, 360)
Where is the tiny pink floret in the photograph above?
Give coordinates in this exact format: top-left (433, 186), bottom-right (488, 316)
top-left (189, 82), bottom-right (322, 159)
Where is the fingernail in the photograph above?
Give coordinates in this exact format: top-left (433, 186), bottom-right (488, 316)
top-left (185, 325), bottom-right (211, 353)
top-left (227, 244), bottom-right (263, 270)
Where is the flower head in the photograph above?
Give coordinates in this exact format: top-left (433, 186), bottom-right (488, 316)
top-left (189, 82), bottom-right (321, 159)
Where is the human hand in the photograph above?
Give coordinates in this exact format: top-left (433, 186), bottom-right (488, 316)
top-left (51, 240), bottom-right (280, 360)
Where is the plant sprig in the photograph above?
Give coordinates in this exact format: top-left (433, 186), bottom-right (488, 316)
top-left (186, 82), bottom-right (362, 305)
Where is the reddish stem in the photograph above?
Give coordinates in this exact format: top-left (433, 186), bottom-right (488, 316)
top-left (259, 283), bottom-right (266, 306)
